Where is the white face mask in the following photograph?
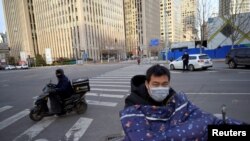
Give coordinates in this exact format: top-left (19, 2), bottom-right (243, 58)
top-left (148, 86), bottom-right (170, 102)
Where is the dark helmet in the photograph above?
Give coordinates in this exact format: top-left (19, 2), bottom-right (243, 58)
top-left (55, 69), bottom-right (64, 78)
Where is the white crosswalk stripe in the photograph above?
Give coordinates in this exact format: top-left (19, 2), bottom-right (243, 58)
top-left (0, 105), bottom-right (13, 113)
top-left (100, 75), bottom-right (134, 77)
top-left (94, 76), bottom-right (132, 79)
top-left (90, 81), bottom-right (129, 84)
top-left (0, 109), bottom-right (29, 130)
top-left (90, 84), bottom-right (129, 88)
top-left (86, 100), bottom-right (117, 107)
top-left (90, 78), bottom-right (130, 81)
top-left (86, 93), bottom-right (125, 98)
top-left (64, 117), bottom-right (93, 141)
top-left (13, 117), bottom-right (56, 141)
top-left (91, 88), bottom-right (129, 92)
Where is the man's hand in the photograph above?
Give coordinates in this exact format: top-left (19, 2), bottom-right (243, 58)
top-left (48, 88), bottom-right (57, 93)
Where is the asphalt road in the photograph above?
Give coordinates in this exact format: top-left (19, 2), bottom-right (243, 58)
top-left (0, 61), bottom-right (249, 141)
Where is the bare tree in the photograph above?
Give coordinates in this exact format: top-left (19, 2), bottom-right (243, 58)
top-left (222, 0), bottom-right (250, 49)
top-left (196, 0), bottom-right (217, 54)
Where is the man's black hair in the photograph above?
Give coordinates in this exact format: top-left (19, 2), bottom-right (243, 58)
top-left (146, 64), bottom-right (170, 82)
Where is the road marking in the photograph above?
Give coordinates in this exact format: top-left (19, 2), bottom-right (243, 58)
top-left (0, 109), bottom-right (29, 130)
top-left (86, 93), bottom-right (124, 98)
top-left (86, 100), bottom-right (117, 107)
top-left (94, 76), bottom-right (132, 79)
top-left (100, 75), bottom-right (135, 77)
top-left (170, 71), bottom-right (181, 73)
top-left (90, 84), bottom-right (129, 88)
top-left (187, 92), bottom-right (250, 95)
top-left (90, 78), bottom-right (129, 81)
top-left (213, 114), bottom-right (224, 119)
top-left (64, 117), bottom-right (93, 141)
top-left (13, 117), bottom-right (55, 141)
top-left (205, 71), bottom-right (217, 72)
top-left (90, 81), bottom-right (129, 84)
top-left (219, 79), bottom-right (250, 82)
top-left (0, 106), bottom-right (13, 113)
top-left (91, 88), bottom-right (129, 92)
top-left (34, 139), bottom-right (49, 141)
top-left (239, 72), bottom-right (250, 74)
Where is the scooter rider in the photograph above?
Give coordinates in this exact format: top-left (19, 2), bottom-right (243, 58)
top-left (48, 69), bottom-right (74, 115)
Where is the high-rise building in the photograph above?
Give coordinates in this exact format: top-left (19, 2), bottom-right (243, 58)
top-left (3, 0), bottom-right (35, 61)
top-left (160, 0), bottom-right (198, 43)
top-left (124, 0), bottom-right (161, 57)
top-left (219, 0), bottom-right (250, 16)
top-left (160, 0), bottom-right (182, 44)
top-left (3, 0), bottom-right (125, 63)
top-left (181, 0), bottom-right (198, 41)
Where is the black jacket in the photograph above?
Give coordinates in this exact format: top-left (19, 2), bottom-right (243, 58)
top-left (125, 75), bottom-right (176, 108)
top-left (56, 75), bottom-right (74, 99)
top-left (182, 54), bottom-right (189, 63)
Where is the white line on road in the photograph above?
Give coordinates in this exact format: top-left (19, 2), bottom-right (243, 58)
top-left (91, 88), bottom-right (129, 92)
top-left (90, 81), bottom-right (129, 84)
top-left (64, 117), bottom-right (93, 141)
top-left (86, 93), bottom-right (125, 98)
top-left (187, 92), bottom-right (250, 95)
top-left (100, 75), bottom-right (135, 77)
top-left (219, 79), bottom-right (250, 82)
top-left (13, 117), bottom-right (56, 141)
top-left (238, 72), bottom-right (250, 74)
top-left (170, 71), bottom-right (181, 74)
top-left (90, 78), bottom-right (129, 81)
top-left (0, 106), bottom-right (13, 113)
top-left (225, 69), bottom-right (250, 71)
top-left (86, 100), bottom-right (117, 107)
top-left (90, 84), bottom-right (129, 88)
top-left (0, 109), bottom-right (29, 130)
top-left (205, 71), bottom-right (218, 72)
top-left (213, 114), bottom-right (224, 119)
top-left (94, 76), bottom-right (132, 79)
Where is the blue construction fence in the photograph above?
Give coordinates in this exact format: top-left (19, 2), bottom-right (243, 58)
top-left (161, 44), bottom-right (250, 60)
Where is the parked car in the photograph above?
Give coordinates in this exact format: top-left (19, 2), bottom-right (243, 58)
top-left (16, 64), bottom-right (29, 69)
top-left (225, 48), bottom-right (250, 69)
top-left (5, 65), bottom-right (16, 70)
top-left (169, 54), bottom-right (213, 71)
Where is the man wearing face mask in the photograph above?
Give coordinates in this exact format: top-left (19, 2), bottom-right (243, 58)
top-left (124, 64), bottom-right (174, 108)
top-left (120, 64), bottom-right (244, 141)
top-left (48, 69), bottom-right (74, 115)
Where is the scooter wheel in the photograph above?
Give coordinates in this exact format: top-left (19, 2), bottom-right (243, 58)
top-left (29, 107), bottom-right (44, 121)
top-left (76, 100), bottom-right (87, 114)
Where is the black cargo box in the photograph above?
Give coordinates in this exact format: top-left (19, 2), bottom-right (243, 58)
top-left (72, 78), bottom-right (90, 94)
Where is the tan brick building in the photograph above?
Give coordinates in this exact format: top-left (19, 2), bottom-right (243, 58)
top-left (3, 0), bottom-right (125, 63)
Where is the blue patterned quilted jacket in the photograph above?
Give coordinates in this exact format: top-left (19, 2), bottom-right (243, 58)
top-left (120, 92), bottom-right (243, 141)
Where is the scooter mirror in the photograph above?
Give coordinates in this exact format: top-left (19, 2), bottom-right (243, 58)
top-left (221, 104), bottom-right (226, 124)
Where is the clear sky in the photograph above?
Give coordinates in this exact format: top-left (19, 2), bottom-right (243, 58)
top-left (0, 0), bottom-right (219, 34)
top-left (0, 0), bottom-right (6, 33)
